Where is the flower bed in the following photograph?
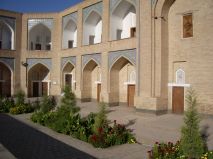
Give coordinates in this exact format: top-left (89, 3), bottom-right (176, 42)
top-left (148, 141), bottom-right (213, 159)
top-left (31, 86), bottom-right (136, 148)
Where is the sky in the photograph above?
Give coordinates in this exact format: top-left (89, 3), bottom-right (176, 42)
top-left (0, 0), bottom-right (83, 13)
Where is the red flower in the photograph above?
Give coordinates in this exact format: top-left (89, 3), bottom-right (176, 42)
top-left (91, 134), bottom-right (97, 141)
top-left (98, 127), bottom-right (103, 134)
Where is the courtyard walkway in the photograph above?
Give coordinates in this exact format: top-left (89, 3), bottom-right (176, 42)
top-left (0, 102), bottom-right (212, 159)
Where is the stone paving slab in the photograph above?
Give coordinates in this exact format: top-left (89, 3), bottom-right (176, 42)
top-left (0, 143), bottom-right (16, 159)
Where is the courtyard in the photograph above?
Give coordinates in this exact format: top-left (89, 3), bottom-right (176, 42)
top-left (0, 101), bottom-right (212, 159)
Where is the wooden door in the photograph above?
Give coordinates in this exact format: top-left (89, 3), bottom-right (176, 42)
top-left (42, 82), bottom-right (48, 96)
top-left (97, 84), bottom-right (101, 102)
top-left (172, 87), bottom-right (184, 114)
top-left (128, 85), bottom-right (135, 107)
top-left (33, 82), bottom-right (39, 97)
top-left (0, 82), bottom-right (2, 97)
top-left (65, 74), bottom-right (72, 89)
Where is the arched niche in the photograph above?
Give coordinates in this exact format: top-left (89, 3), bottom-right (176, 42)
top-left (110, 0), bottom-right (136, 40)
top-left (62, 19), bottom-right (77, 49)
top-left (0, 20), bottom-right (15, 50)
top-left (109, 56), bottom-right (136, 106)
top-left (28, 63), bottom-right (50, 97)
top-left (29, 23), bottom-right (51, 51)
top-left (83, 11), bottom-right (102, 45)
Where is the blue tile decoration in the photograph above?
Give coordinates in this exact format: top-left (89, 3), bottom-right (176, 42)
top-left (110, 0), bottom-right (137, 13)
top-left (83, 2), bottom-right (103, 22)
top-left (62, 12), bottom-right (78, 29)
top-left (109, 49), bottom-right (136, 70)
top-left (0, 16), bottom-right (16, 31)
top-left (82, 53), bottom-right (101, 69)
top-left (0, 57), bottom-right (15, 71)
top-left (28, 19), bottom-right (53, 31)
top-left (27, 58), bottom-right (52, 70)
top-left (61, 56), bottom-right (76, 70)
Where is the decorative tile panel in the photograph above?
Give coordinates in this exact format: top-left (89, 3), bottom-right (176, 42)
top-left (109, 49), bottom-right (136, 70)
top-left (27, 58), bottom-right (52, 70)
top-left (82, 53), bottom-right (101, 69)
top-left (62, 12), bottom-right (78, 29)
top-left (28, 19), bottom-right (53, 31)
top-left (110, 0), bottom-right (137, 13)
top-left (0, 57), bottom-right (15, 71)
top-left (0, 16), bottom-right (16, 31)
top-left (61, 56), bottom-right (76, 70)
top-left (83, 2), bottom-right (103, 22)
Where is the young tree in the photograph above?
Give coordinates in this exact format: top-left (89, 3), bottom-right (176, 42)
top-left (93, 102), bottom-right (108, 134)
top-left (15, 90), bottom-right (25, 106)
top-left (180, 88), bottom-right (204, 158)
top-left (60, 85), bottom-right (79, 115)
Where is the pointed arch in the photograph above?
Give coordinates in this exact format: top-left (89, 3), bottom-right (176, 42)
top-left (0, 62), bottom-right (12, 97)
top-left (109, 56), bottom-right (136, 106)
top-left (110, 0), bottom-right (136, 40)
top-left (0, 20), bottom-right (15, 50)
top-left (29, 23), bottom-right (51, 51)
top-left (83, 59), bottom-right (100, 71)
top-left (83, 10), bottom-right (102, 45)
top-left (62, 61), bottom-right (75, 91)
top-left (28, 63), bottom-right (50, 97)
top-left (82, 59), bottom-right (101, 102)
top-left (62, 19), bottom-right (77, 49)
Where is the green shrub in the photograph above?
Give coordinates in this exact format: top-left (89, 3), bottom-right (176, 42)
top-left (93, 102), bottom-right (108, 134)
top-left (40, 96), bottom-right (56, 113)
top-left (9, 103), bottom-right (34, 115)
top-left (15, 90), bottom-right (25, 106)
top-left (180, 89), bottom-right (204, 158)
top-left (0, 97), bottom-right (15, 113)
top-left (61, 85), bottom-right (79, 114)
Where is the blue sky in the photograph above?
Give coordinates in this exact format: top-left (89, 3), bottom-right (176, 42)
top-left (0, 0), bottom-right (82, 13)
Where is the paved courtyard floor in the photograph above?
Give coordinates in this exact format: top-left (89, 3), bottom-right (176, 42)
top-left (0, 101), bottom-right (212, 159)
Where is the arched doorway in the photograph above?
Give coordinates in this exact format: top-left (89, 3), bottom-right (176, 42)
top-left (83, 11), bottom-right (102, 45)
top-left (28, 63), bottom-right (50, 97)
top-left (110, 0), bottom-right (136, 40)
top-left (62, 19), bottom-right (77, 49)
top-left (0, 20), bottom-right (14, 50)
top-left (82, 60), bottom-right (101, 102)
top-left (62, 62), bottom-right (75, 91)
top-left (29, 23), bottom-right (51, 51)
top-left (0, 62), bottom-right (11, 97)
top-left (109, 57), bottom-right (136, 106)
top-left (155, 0), bottom-right (180, 113)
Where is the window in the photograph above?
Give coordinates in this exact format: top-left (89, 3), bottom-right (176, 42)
top-left (30, 42), bottom-right (33, 50)
top-left (68, 40), bottom-right (73, 48)
top-left (46, 44), bottom-right (51, 50)
top-left (116, 29), bottom-right (122, 40)
top-left (35, 44), bottom-right (41, 50)
top-left (89, 35), bottom-right (95, 45)
top-left (36, 36), bottom-right (40, 43)
top-left (130, 27), bottom-right (136, 37)
top-left (0, 70), bottom-right (3, 80)
top-left (176, 69), bottom-right (185, 84)
top-left (183, 14), bottom-right (193, 38)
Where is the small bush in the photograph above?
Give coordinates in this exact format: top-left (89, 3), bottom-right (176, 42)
top-left (0, 97), bottom-right (15, 113)
top-left (9, 103), bottom-right (34, 115)
top-left (93, 102), bottom-right (108, 134)
top-left (15, 90), bottom-right (25, 106)
top-left (40, 96), bottom-right (56, 113)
